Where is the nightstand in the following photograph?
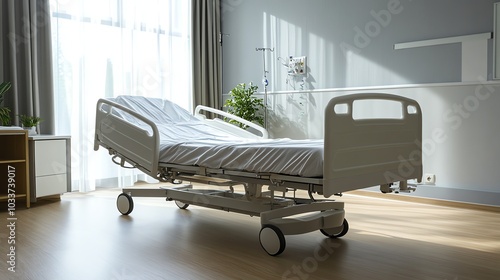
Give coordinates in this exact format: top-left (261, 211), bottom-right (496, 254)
top-left (29, 135), bottom-right (71, 202)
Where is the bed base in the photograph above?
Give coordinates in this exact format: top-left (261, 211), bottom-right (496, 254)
top-left (117, 172), bottom-right (346, 257)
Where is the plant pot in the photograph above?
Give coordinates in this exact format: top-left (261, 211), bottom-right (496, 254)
top-left (23, 126), bottom-right (37, 135)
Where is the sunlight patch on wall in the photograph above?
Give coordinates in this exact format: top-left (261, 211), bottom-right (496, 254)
top-left (264, 13), bottom-right (304, 92)
top-left (307, 33), bottom-right (335, 90)
top-left (344, 49), bottom-right (410, 87)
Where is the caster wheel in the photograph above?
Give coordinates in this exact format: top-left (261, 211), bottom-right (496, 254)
top-left (174, 200), bottom-right (189, 209)
top-left (259, 225), bottom-right (286, 256)
top-left (117, 193), bottom-right (134, 215)
top-left (320, 218), bottom-right (349, 238)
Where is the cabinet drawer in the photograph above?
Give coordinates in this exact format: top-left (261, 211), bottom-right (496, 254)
top-left (35, 140), bottom-right (67, 176)
top-left (36, 174), bottom-right (68, 197)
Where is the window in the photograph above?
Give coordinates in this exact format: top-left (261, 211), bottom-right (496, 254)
top-left (50, 0), bottom-right (192, 191)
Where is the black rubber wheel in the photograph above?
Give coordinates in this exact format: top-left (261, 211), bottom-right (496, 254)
top-left (174, 200), bottom-right (189, 209)
top-left (320, 218), bottom-right (349, 238)
top-left (116, 193), bottom-right (134, 215)
top-left (259, 225), bottom-right (286, 256)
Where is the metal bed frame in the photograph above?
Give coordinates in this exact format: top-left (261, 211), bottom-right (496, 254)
top-left (94, 93), bottom-right (422, 256)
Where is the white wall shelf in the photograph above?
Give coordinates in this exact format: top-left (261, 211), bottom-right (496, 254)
top-left (394, 32), bottom-right (492, 50)
top-left (394, 32), bottom-right (492, 82)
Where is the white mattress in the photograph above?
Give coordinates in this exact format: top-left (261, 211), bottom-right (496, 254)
top-left (109, 96), bottom-right (324, 177)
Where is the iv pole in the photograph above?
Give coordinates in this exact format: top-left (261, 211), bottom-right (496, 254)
top-left (255, 47), bottom-right (274, 128)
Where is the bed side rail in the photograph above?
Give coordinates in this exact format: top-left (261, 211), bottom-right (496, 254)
top-left (194, 105), bottom-right (269, 139)
top-left (323, 93), bottom-right (423, 197)
top-left (94, 98), bottom-right (160, 178)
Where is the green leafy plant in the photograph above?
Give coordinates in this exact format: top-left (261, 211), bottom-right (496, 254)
top-left (224, 82), bottom-right (265, 129)
top-left (19, 115), bottom-right (43, 127)
top-left (0, 81), bottom-right (12, 126)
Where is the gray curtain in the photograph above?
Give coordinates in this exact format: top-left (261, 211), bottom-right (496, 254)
top-left (0, 0), bottom-right (54, 134)
top-left (192, 0), bottom-right (222, 111)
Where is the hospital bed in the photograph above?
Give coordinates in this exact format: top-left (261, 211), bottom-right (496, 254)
top-left (94, 94), bottom-right (422, 256)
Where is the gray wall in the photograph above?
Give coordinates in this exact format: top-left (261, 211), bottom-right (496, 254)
top-left (221, 0), bottom-right (495, 92)
top-left (221, 0), bottom-right (500, 206)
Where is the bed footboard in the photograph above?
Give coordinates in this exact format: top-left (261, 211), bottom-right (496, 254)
top-left (94, 99), bottom-right (160, 178)
top-left (323, 93), bottom-right (422, 197)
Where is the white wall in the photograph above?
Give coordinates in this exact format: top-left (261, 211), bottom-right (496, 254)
top-left (221, 0), bottom-right (500, 206)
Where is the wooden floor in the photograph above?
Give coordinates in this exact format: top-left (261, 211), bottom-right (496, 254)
top-left (1, 185), bottom-right (500, 280)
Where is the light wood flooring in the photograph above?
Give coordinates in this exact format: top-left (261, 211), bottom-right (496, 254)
top-left (1, 185), bottom-right (499, 280)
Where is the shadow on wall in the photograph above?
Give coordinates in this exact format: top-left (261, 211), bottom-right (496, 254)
top-left (265, 91), bottom-right (320, 139)
top-left (284, 66), bottom-right (317, 91)
top-left (267, 105), bottom-right (308, 139)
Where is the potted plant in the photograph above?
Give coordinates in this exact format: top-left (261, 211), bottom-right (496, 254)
top-left (224, 82), bottom-right (265, 129)
top-left (0, 81), bottom-right (12, 126)
top-left (19, 114), bottom-right (43, 135)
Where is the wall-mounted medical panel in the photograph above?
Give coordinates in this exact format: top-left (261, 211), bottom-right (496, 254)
top-left (288, 56), bottom-right (307, 76)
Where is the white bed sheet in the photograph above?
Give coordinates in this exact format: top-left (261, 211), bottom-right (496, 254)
top-left (109, 96), bottom-right (323, 177)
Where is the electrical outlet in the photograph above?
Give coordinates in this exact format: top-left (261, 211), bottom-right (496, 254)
top-left (424, 173), bottom-right (436, 184)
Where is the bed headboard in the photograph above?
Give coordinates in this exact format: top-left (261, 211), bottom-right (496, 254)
top-left (323, 93), bottom-right (423, 197)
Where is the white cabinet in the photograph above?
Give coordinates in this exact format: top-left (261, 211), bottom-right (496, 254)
top-left (29, 135), bottom-right (71, 202)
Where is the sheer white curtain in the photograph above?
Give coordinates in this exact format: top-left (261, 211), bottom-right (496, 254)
top-left (49, 0), bottom-right (192, 192)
